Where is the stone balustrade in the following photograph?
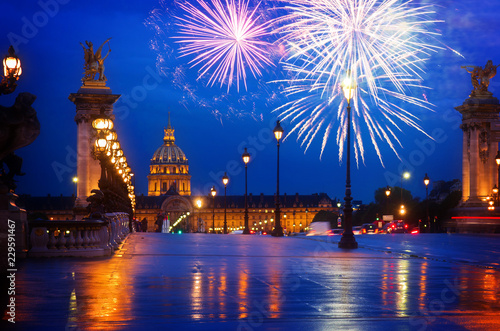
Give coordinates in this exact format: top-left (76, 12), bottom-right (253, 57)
top-left (28, 212), bottom-right (130, 257)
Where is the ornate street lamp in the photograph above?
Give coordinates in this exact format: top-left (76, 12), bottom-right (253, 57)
top-left (210, 186), bottom-right (217, 234)
top-left (1, 46), bottom-right (22, 95)
top-left (242, 148), bottom-right (251, 234)
top-left (424, 173), bottom-right (430, 232)
top-left (222, 172), bottom-right (229, 234)
top-left (493, 185), bottom-right (499, 207)
top-left (338, 73), bottom-right (358, 249)
top-left (273, 120), bottom-right (284, 237)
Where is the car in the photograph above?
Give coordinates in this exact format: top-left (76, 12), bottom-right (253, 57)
top-left (361, 223), bottom-right (378, 234)
top-left (331, 229), bottom-right (343, 235)
top-left (306, 222), bottom-right (331, 236)
top-left (384, 220), bottom-right (408, 233)
top-left (352, 226), bottom-right (362, 235)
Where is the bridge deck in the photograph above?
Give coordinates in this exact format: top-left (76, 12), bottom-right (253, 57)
top-left (4, 233), bottom-right (500, 330)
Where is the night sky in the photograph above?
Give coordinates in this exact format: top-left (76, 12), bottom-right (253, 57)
top-left (2, 0), bottom-right (500, 204)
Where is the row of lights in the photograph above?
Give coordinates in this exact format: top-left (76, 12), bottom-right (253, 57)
top-left (208, 121), bottom-right (285, 235)
top-left (92, 110), bottom-right (136, 211)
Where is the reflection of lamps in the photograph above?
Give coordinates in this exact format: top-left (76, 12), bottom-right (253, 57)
top-left (222, 172), bottom-right (229, 234)
top-left (1, 46), bottom-right (22, 95)
top-left (273, 120), bottom-right (284, 237)
top-left (211, 186), bottom-right (217, 234)
top-left (242, 148), bottom-right (251, 234)
top-left (338, 72), bottom-right (358, 249)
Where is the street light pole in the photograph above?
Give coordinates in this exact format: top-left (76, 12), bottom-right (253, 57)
top-left (496, 151), bottom-right (500, 206)
top-left (242, 148), bottom-right (251, 234)
top-left (273, 120), bottom-right (284, 237)
top-left (222, 172), bottom-right (229, 234)
top-left (424, 173), bottom-right (430, 233)
top-left (338, 73), bottom-right (358, 249)
top-left (210, 186), bottom-right (216, 234)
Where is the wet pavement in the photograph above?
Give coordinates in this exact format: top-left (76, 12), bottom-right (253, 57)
top-left (3, 233), bottom-right (500, 330)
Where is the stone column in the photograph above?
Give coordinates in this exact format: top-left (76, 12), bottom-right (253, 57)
top-left (69, 82), bottom-right (120, 220)
top-left (461, 124), bottom-right (470, 202)
top-left (456, 93), bottom-right (500, 206)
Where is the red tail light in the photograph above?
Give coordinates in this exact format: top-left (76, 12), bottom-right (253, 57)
top-left (362, 229), bottom-right (366, 234)
top-left (404, 224), bottom-right (408, 229)
top-left (326, 230), bottom-right (333, 236)
top-left (411, 229), bottom-right (419, 234)
top-left (250, 230), bottom-right (255, 234)
top-left (375, 229), bottom-right (378, 234)
top-left (392, 224), bottom-right (396, 228)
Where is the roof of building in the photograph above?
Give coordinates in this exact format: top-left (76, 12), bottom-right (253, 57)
top-left (151, 113), bottom-right (188, 166)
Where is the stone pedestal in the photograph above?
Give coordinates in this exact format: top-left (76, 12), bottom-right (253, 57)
top-left (455, 91), bottom-right (500, 206)
top-left (68, 82), bottom-right (120, 220)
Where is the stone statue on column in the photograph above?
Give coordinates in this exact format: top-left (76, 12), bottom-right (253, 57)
top-left (461, 60), bottom-right (500, 97)
top-left (80, 38), bottom-right (112, 83)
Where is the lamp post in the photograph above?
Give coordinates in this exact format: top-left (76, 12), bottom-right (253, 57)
top-left (424, 173), bottom-right (430, 232)
top-left (338, 73), bottom-right (358, 249)
top-left (385, 186), bottom-right (391, 217)
top-left (242, 148), bottom-right (251, 234)
top-left (1, 46), bottom-right (22, 95)
top-left (273, 120), bottom-right (284, 237)
top-left (222, 172), bottom-right (229, 234)
top-left (210, 186), bottom-right (216, 234)
top-left (196, 199), bottom-right (202, 232)
top-left (493, 185), bottom-right (499, 208)
top-left (72, 177), bottom-right (78, 201)
top-left (305, 208), bottom-right (308, 230)
top-left (401, 172), bottom-right (410, 203)
top-left (496, 151), bottom-right (500, 206)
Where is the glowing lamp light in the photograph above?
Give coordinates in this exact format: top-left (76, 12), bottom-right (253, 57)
top-left (385, 186), bottom-right (391, 197)
top-left (424, 173), bottom-right (430, 187)
top-left (273, 120), bottom-right (284, 142)
top-left (196, 199), bottom-right (202, 209)
top-left (242, 147), bottom-right (250, 164)
top-left (493, 185), bottom-right (498, 195)
top-left (92, 116), bottom-right (114, 131)
top-left (341, 73), bottom-right (356, 101)
top-left (94, 131), bottom-right (108, 154)
top-left (211, 186), bottom-right (217, 197)
top-left (496, 151), bottom-right (500, 166)
top-left (403, 172), bottom-right (410, 180)
top-left (3, 46), bottom-right (21, 79)
top-left (222, 172), bottom-right (229, 186)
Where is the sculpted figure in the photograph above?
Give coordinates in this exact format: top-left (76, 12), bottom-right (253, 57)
top-left (462, 60), bottom-right (500, 94)
top-left (80, 38), bottom-right (112, 82)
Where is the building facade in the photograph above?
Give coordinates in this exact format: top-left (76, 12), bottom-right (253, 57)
top-left (147, 113), bottom-right (191, 196)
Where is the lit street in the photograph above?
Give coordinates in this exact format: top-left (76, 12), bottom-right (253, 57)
top-left (6, 233), bottom-right (500, 330)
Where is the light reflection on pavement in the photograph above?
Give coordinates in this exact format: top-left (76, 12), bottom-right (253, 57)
top-left (6, 233), bottom-right (500, 330)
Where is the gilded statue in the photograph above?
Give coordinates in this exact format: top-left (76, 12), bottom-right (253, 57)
top-left (461, 60), bottom-right (499, 95)
top-left (80, 38), bottom-right (112, 82)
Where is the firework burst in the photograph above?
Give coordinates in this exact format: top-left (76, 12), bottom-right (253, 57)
top-left (273, 0), bottom-right (457, 165)
top-left (174, 0), bottom-right (274, 91)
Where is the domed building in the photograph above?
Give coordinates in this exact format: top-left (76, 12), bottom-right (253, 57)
top-left (147, 114), bottom-right (191, 196)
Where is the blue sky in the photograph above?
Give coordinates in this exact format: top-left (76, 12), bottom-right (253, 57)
top-left (2, 0), bottom-right (500, 204)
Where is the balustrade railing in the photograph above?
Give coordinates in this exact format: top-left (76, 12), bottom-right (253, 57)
top-left (28, 212), bottom-right (130, 257)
